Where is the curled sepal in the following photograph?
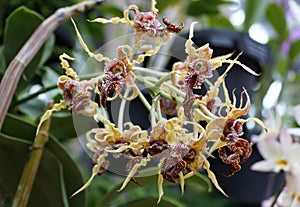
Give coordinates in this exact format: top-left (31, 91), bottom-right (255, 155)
top-left (59, 53), bottom-right (79, 80)
top-left (118, 157), bottom-right (150, 192)
top-left (82, 101), bottom-right (98, 117)
top-left (36, 100), bottom-right (68, 136)
top-left (203, 159), bottom-right (227, 197)
top-left (71, 152), bottom-right (108, 197)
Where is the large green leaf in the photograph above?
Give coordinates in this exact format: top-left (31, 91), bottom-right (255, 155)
top-left (265, 3), bottom-right (288, 41)
top-left (2, 111), bottom-right (95, 141)
top-left (156, 0), bottom-right (180, 11)
top-left (0, 114), bottom-right (85, 206)
top-left (289, 39), bottom-right (300, 62)
top-left (3, 6), bottom-right (55, 94)
top-left (50, 113), bottom-right (96, 140)
top-left (186, 0), bottom-right (234, 16)
top-left (0, 133), bottom-right (68, 206)
top-left (243, 0), bottom-right (268, 31)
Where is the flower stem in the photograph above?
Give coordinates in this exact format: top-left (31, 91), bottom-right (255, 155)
top-left (138, 90), bottom-right (151, 112)
top-left (118, 88), bottom-right (130, 131)
top-left (270, 180), bottom-right (286, 207)
top-left (135, 76), bottom-right (184, 104)
top-left (133, 66), bottom-right (168, 77)
top-left (12, 113), bottom-right (51, 207)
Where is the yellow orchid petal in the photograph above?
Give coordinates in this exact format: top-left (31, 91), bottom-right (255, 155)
top-left (71, 18), bottom-right (94, 57)
top-left (203, 160), bottom-right (227, 197)
top-left (151, 0), bottom-right (159, 13)
top-left (71, 152), bottom-right (108, 197)
top-left (59, 53), bottom-right (78, 80)
top-left (36, 100), bottom-right (67, 136)
top-left (157, 158), bottom-right (165, 204)
top-left (88, 17), bottom-right (128, 24)
top-left (179, 171), bottom-right (185, 195)
top-left (118, 157), bottom-right (149, 192)
top-left (221, 59), bottom-right (260, 76)
top-left (157, 173), bottom-right (164, 204)
top-left (241, 117), bottom-right (268, 132)
top-left (209, 140), bottom-right (227, 154)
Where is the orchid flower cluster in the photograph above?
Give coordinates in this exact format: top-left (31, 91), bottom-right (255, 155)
top-left (37, 0), bottom-right (266, 203)
top-left (251, 105), bottom-right (300, 206)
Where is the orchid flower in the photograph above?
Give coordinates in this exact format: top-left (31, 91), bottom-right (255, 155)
top-left (251, 126), bottom-right (300, 173)
top-left (33, 0), bottom-right (267, 203)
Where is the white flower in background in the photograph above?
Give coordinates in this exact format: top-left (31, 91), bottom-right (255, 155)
top-left (262, 173), bottom-right (300, 207)
top-left (251, 127), bottom-right (300, 173)
top-left (252, 108), bottom-right (281, 143)
top-left (283, 173), bottom-right (300, 207)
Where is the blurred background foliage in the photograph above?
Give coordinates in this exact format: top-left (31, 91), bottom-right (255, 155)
top-left (0, 0), bottom-right (300, 207)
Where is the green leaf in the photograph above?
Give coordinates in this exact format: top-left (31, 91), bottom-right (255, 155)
top-left (98, 4), bottom-right (123, 17)
top-left (42, 66), bottom-right (60, 87)
top-left (50, 112), bottom-right (96, 140)
top-left (243, 0), bottom-right (268, 31)
top-left (119, 197), bottom-right (182, 207)
top-left (289, 39), bottom-right (300, 62)
top-left (1, 113), bottom-right (36, 141)
top-left (18, 98), bottom-right (48, 122)
top-left (156, 0), bottom-right (180, 11)
top-left (186, 0), bottom-right (234, 16)
top-left (3, 6), bottom-right (55, 94)
top-left (46, 136), bottom-right (85, 207)
top-left (0, 133), bottom-right (68, 206)
top-left (1, 114), bottom-right (86, 206)
top-left (207, 14), bottom-right (234, 29)
top-left (276, 57), bottom-right (288, 76)
top-left (265, 3), bottom-right (287, 40)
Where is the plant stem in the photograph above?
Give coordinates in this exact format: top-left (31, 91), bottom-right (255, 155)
top-left (138, 90), bottom-right (151, 112)
top-left (133, 66), bottom-right (168, 77)
top-left (118, 88), bottom-right (130, 131)
top-left (0, 0), bottom-right (104, 130)
top-left (12, 114), bottom-right (51, 207)
top-left (270, 180), bottom-right (286, 207)
top-left (135, 76), bottom-right (184, 104)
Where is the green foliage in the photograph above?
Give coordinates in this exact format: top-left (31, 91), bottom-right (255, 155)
top-left (0, 114), bottom-right (85, 206)
top-left (186, 0), bottom-right (234, 16)
top-left (156, 0), bottom-right (180, 11)
top-left (243, 0), bottom-right (268, 31)
top-left (289, 39), bottom-right (300, 63)
top-left (3, 6), bottom-right (55, 94)
top-left (265, 3), bottom-right (288, 41)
